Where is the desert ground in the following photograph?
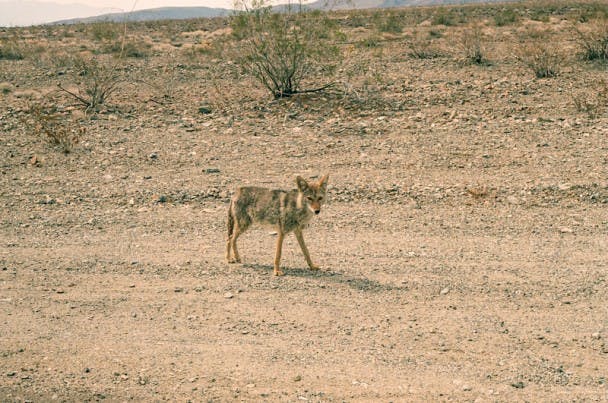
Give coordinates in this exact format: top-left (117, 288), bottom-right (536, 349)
top-left (1, 1), bottom-right (607, 401)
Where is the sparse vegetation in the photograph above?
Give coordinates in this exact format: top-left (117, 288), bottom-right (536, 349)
top-left (407, 33), bottom-right (443, 59)
top-left (432, 8), bottom-right (456, 26)
top-left (573, 80), bottom-right (608, 118)
top-left (518, 41), bottom-right (561, 78)
top-left (24, 103), bottom-right (84, 153)
top-left (0, 37), bottom-right (25, 60)
top-left (2, 2), bottom-right (608, 402)
top-left (493, 8), bottom-right (519, 26)
top-left (459, 26), bottom-right (488, 65)
top-left (230, 1), bottom-right (341, 98)
top-left (56, 56), bottom-right (124, 111)
top-left (377, 13), bottom-right (404, 34)
top-left (574, 20), bottom-right (608, 61)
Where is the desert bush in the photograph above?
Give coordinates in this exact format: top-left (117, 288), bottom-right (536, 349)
top-left (574, 21), bottom-right (608, 62)
top-left (459, 26), bottom-right (489, 65)
top-left (378, 13), bottom-right (404, 34)
top-left (100, 39), bottom-right (152, 58)
top-left (432, 8), bottom-right (456, 26)
top-left (572, 80), bottom-right (608, 118)
top-left (407, 33), bottom-right (443, 59)
top-left (24, 103), bottom-right (85, 154)
top-left (0, 82), bottom-right (13, 94)
top-left (89, 22), bottom-right (120, 42)
top-left (57, 56), bottom-right (123, 111)
top-left (0, 37), bottom-right (25, 60)
top-left (358, 36), bottom-right (382, 48)
top-left (518, 41), bottom-right (561, 78)
top-left (493, 8), bottom-right (519, 26)
top-left (231, 0), bottom-right (341, 98)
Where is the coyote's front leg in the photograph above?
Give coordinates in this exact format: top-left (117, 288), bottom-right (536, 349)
top-left (273, 231), bottom-right (285, 276)
top-left (294, 229), bottom-right (320, 271)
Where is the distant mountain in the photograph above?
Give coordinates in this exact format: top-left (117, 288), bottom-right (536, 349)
top-left (0, 1), bottom-right (112, 27)
top-left (52, 6), bottom-right (232, 25)
top-left (308, 0), bottom-right (516, 10)
top-left (1, 0), bottom-right (520, 27)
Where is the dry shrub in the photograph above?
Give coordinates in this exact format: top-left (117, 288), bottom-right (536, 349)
top-left (518, 41), bottom-right (561, 78)
top-left (231, 1), bottom-right (341, 98)
top-left (407, 32), bottom-right (443, 59)
top-left (572, 80), bottom-right (608, 118)
top-left (0, 36), bottom-right (25, 60)
top-left (574, 20), bottom-right (608, 62)
top-left (25, 104), bottom-right (85, 154)
top-left (56, 56), bottom-right (124, 111)
top-left (459, 26), bottom-right (489, 65)
top-left (493, 8), bottom-right (519, 27)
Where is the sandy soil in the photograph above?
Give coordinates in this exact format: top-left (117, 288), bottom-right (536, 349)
top-left (1, 2), bottom-right (608, 401)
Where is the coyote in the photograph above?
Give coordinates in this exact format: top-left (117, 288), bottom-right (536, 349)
top-left (226, 175), bottom-right (329, 276)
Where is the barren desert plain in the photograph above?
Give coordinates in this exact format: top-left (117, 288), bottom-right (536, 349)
top-left (1, 1), bottom-right (608, 401)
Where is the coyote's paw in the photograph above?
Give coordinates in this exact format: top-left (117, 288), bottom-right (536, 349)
top-left (309, 265), bottom-right (320, 271)
top-left (273, 268), bottom-right (285, 276)
top-left (227, 258), bottom-right (241, 264)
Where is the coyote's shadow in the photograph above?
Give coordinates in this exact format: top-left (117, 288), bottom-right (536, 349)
top-left (242, 263), bottom-right (404, 292)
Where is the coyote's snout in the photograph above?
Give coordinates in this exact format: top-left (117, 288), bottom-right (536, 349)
top-left (226, 175), bottom-right (329, 276)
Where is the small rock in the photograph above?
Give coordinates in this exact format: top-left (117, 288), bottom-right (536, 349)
top-left (462, 385), bottom-right (472, 391)
top-left (506, 195), bottom-right (520, 205)
top-left (205, 168), bottom-right (220, 174)
top-left (149, 152), bottom-right (158, 160)
top-left (84, 368), bottom-right (91, 373)
top-left (294, 375), bottom-right (302, 382)
top-left (592, 332), bottom-right (601, 340)
top-left (559, 227), bottom-right (573, 234)
top-left (198, 106), bottom-right (212, 114)
top-left (440, 287), bottom-right (450, 295)
top-left (174, 287), bottom-right (183, 293)
top-left (6, 371), bottom-right (16, 377)
top-left (511, 381), bottom-right (525, 389)
top-left (224, 292), bottom-right (234, 299)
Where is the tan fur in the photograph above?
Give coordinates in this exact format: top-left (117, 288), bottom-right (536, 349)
top-left (226, 175), bottom-right (329, 276)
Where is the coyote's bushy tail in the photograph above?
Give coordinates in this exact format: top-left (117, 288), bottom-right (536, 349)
top-left (227, 200), bottom-right (234, 239)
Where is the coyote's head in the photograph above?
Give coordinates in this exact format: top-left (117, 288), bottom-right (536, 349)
top-left (296, 174), bottom-right (329, 215)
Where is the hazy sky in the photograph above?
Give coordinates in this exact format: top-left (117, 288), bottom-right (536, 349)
top-left (34, 0), bottom-right (235, 10)
top-left (0, 0), bottom-right (238, 25)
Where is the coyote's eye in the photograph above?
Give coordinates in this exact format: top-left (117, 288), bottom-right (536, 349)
top-left (318, 197), bottom-right (323, 201)
top-left (307, 196), bottom-right (314, 201)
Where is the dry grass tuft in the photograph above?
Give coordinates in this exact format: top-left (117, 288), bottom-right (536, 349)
top-left (24, 103), bottom-right (85, 154)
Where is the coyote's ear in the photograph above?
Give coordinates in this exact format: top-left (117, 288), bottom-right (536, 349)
top-left (319, 174), bottom-right (329, 189)
top-left (296, 176), bottom-right (309, 191)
